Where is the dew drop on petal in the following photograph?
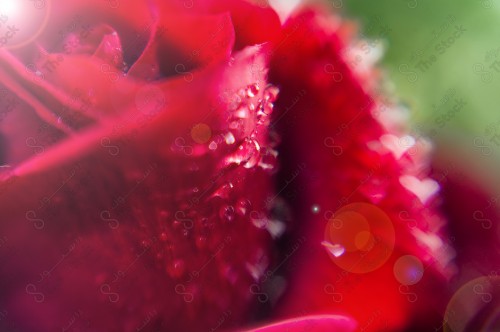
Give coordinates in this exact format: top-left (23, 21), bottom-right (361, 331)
top-left (219, 205), bottom-right (235, 222)
top-left (246, 83), bottom-right (260, 98)
top-left (259, 148), bottom-right (278, 172)
top-left (211, 182), bottom-right (234, 199)
top-left (223, 132), bottom-right (236, 145)
top-left (228, 119), bottom-right (246, 135)
top-left (225, 138), bottom-right (261, 168)
top-left (234, 105), bottom-right (250, 119)
top-left (263, 85), bottom-right (279, 103)
top-left (256, 107), bottom-right (271, 125)
top-left (236, 199), bottom-right (252, 216)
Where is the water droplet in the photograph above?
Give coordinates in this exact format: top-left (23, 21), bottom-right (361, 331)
top-left (224, 132), bottom-right (235, 145)
top-left (258, 148), bottom-right (278, 172)
top-left (225, 138), bottom-right (261, 168)
top-left (211, 182), bottom-right (234, 199)
top-left (229, 97), bottom-right (242, 111)
top-left (219, 205), bottom-right (235, 222)
top-left (321, 241), bottom-right (345, 258)
top-left (257, 95), bottom-right (274, 123)
top-left (234, 105), bottom-right (250, 119)
top-left (246, 84), bottom-right (260, 98)
top-left (160, 232), bottom-right (168, 242)
top-left (311, 205), bottom-right (321, 214)
top-left (256, 105), bottom-right (271, 125)
top-left (236, 199), bottom-right (252, 216)
top-left (263, 85), bottom-right (279, 103)
top-left (228, 118), bottom-right (245, 135)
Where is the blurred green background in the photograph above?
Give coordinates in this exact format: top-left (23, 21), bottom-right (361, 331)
top-left (341, 0), bottom-right (500, 187)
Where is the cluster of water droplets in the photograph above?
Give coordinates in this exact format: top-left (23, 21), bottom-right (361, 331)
top-left (221, 83), bottom-right (279, 172)
top-left (126, 82), bottom-right (285, 309)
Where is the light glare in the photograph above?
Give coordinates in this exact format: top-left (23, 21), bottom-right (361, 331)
top-left (0, 0), bottom-right (21, 17)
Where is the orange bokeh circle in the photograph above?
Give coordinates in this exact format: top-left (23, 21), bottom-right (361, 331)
top-left (323, 202), bottom-right (395, 274)
top-left (443, 276), bottom-right (500, 332)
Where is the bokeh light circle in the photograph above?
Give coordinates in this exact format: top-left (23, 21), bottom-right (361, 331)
top-left (0, 0), bottom-right (51, 49)
top-left (322, 202), bottom-right (395, 274)
top-left (393, 255), bottom-right (424, 285)
top-left (191, 123), bottom-right (212, 144)
top-left (444, 276), bottom-right (500, 332)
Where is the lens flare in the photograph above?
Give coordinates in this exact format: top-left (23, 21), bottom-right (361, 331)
top-left (0, 0), bottom-right (21, 16)
top-left (0, 0), bottom-right (51, 49)
top-left (323, 202), bottom-right (396, 274)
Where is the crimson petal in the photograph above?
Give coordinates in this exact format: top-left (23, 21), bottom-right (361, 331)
top-left (0, 45), bottom-right (278, 332)
top-left (245, 314), bottom-right (357, 332)
top-left (268, 7), bottom-right (454, 331)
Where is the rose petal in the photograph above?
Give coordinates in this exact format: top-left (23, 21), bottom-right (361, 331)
top-left (0, 93), bottom-right (65, 166)
top-left (0, 45), bottom-right (278, 331)
top-left (245, 315), bottom-right (357, 332)
top-left (268, 7), bottom-right (453, 331)
top-left (130, 12), bottom-right (235, 79)
top-left (206, 0), bottom-right (281, 50)
top-left (32, 0), bottom-right (155, 65)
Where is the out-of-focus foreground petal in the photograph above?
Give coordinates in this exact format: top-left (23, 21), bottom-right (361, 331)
top-left (0, 44), bottom-right (278, 331)
top-left (245, 314), bottom-right (357, 332)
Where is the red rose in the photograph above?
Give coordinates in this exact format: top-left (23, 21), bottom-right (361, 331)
top-left (1, 1), bottom-right (498, 332)
top-left (1, 1), bottom-right (284, 331)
